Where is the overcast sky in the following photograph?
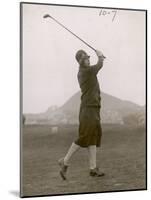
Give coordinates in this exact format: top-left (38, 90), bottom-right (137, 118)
top-left (22, 3), bottom-right (146, 114)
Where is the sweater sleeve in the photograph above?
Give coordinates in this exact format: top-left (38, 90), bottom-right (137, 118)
top-left (79, 57), bottom-right (104, 76)
top-left (90, 57), bottom-right (104, 75)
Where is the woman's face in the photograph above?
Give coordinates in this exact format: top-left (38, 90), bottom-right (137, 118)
top-left (83, 57), bottom-right (90, 67)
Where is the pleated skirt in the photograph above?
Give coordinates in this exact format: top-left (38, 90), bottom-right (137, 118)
top-left (74, 106), bottom-right (102, 148)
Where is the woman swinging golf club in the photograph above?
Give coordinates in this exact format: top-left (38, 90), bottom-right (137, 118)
top-left (58, 49), bottom-right (105, 179)
top-left (43, 13), bottom-right (105, 179)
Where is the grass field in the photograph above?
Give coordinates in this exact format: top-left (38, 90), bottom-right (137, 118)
top-left (21, 124), bottom-right (146, 197)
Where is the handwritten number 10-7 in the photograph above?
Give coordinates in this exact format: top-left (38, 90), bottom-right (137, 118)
top-left (99, 10), bottom-right (117, 22)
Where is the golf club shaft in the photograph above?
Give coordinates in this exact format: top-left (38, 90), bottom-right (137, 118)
top-left (44, 14), bottom-right (106, 58)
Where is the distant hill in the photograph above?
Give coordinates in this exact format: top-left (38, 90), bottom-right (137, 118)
top-left (25, 91), bottom-right (145, 125)
top-left (56, 91), bottom-right (143, 123)
top-left (59, 91), bottom-right (141, 115)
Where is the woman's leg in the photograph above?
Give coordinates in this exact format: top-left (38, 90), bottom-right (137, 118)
top-left (58, 142), bottom-right (80, 180)
top-left (87, 145), bottom-right (105, 177)
top-left (63, 142), bottom-right (80, 165)
top-left (87, 145), bottom-right (97, 169)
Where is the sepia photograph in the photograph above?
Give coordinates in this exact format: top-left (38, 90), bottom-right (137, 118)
top-left (20, 2), bottom-right (147, 198)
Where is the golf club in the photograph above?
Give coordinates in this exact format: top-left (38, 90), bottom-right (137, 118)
top-left (43, 14), bottom-right (106, 59)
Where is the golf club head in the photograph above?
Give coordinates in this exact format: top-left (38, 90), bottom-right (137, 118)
top-left (43, 14), bottom-right (51, 19)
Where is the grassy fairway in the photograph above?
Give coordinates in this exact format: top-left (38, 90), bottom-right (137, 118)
top-left (21, 124), bottom-right (146, 197)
